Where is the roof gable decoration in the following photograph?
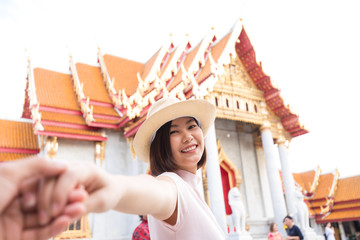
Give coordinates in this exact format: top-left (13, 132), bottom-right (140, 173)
top-left (187, 28), bottom-right (217, 75)
top-left (214, 18), bottom-right (243, 75)
top-left (320, 169), bottom-right (340, 215)
top-left (97, 46), bottom-right (120, 108)
top-left (305, 166), bottom-right (322, 197)
top-left (118, 41), bottom-right (176, 119)
top-left (69, 54), bottom-right (95, 124)
top-left (179, 29), bottom-right (217, 91)
top-left (160, 37), bottom-right (191, 81)
top-left (26, 56), bottom-right (44, 132)
top-left (143, 38), bottom-right (175, 84)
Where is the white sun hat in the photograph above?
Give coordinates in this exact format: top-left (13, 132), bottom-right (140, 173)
top-left (133, 97), bottom-right (216, 163)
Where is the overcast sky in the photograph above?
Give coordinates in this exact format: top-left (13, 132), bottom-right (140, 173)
top-left (1, 0), bottom-right (359, 177)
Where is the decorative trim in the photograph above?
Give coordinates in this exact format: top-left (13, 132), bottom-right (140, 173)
top-left (0, 148), bottom-right (39, 154)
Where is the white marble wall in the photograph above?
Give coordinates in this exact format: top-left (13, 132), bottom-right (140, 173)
top-left (215, 119), bottom-right (270, 239)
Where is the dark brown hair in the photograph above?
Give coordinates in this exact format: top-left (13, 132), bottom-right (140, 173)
top-left (149, 118), bottom-right (206, 176)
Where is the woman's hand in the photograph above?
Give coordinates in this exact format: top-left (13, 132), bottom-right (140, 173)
top-left (0, 156), bottom-right (86, 240)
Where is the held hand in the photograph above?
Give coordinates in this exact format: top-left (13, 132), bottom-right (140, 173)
top-left (0, 156), bottom-right (85, 240)
top-left (37, 161), bottom-right (114, 221)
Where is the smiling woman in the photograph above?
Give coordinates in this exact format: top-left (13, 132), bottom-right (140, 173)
top-left (29, 97), bottom-right (224, 240)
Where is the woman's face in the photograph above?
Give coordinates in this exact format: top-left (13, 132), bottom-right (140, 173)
top-left (273, 224), bottom-right (278, 232)
top-left (169, 117), bottom-right (204, 174)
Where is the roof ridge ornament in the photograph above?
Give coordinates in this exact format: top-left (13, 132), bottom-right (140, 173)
top-left (97, 45), bottom-right (119, 107)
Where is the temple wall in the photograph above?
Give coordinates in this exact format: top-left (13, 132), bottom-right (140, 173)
top-left (215, 119), bottom-right (270, 239)
top-left (51, 132), bottom-right (148, 240)
top-left (55, 138), bottom-right (94, 163)
top-left (215, 119), bottom-right (248, 213)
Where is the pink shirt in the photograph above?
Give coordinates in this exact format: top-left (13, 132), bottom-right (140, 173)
top-left (268, 231), bottom-right (283, 240)
top-left (148, 170), bottom-right (225, 239)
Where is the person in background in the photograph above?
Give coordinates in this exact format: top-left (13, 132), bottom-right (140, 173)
top-left (268, 222), bottom-right (283, 240)
top-left (284, 215), bottom-right (304, 240)
top-left (132, 215), bottom-right (150, 240)
top-left (325, 222), bottom-right (336, 240)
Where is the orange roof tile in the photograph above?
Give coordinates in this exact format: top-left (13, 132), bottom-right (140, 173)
top-left (321, 209), bottom-right (360, 222)
top-left (312, 173), bottom-right (334, 199)
top-left (93, 118), bottom-right (122, 125)
top-left (0, 152), bottom-right (37, 162)
top-left (141, 48), bottom-right (160, 80)
top-left (332, 201), bottom-right (360, 210)
top-left (211, 31), bottom-right (232, 63)
top-left (160, 47), bottom-right (177, 79)
top-left (334, 176), bottom-right (360, 202)
top-left (41, 111), bottom-right (87, 125)
top-left (168, 68), bottom-right (184, 92)
top-left (42, 125), bottom-right (103, 137)
top-left (34, 68), bottom-right (80, 111)
top-left (183, 43), bottom-right (201, 72)
top-left (92, 105), bottom-right (120, 117)
top-left (309, 199), bottom-right (327, 208)
top-left (75, 63), bottom-right (112, 103)
top-left (196, 58), bottom-right (212, 83)
top-left (103, 55), bottom-right (143, 96)
top-left (0, 119), bottom-right (38, 150)
top-left (293, 170), bottom-right (316, 193)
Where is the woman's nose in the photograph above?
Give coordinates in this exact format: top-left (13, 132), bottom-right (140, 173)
top-left (183, 132), bottom-right (193, 143)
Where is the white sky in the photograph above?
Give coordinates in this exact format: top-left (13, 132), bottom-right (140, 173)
top-left (0, 0), bottom-right (359, 177)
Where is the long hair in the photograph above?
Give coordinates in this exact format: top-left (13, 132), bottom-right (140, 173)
top-left (149, 118), bottom-right (206, 176)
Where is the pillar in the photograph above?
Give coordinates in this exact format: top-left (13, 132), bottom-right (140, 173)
top-left (277, 135), bottom-right (297, 216)
top-left (339, 222), bottom-right (347, 240)
top-left (205, 124), bottom-right (227, 234)
top-left (260, 121), bottom-right (287, 236)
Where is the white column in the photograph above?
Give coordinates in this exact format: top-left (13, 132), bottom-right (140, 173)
top-left (339, 222), bottom-right (347, 240)
top-left (205, 124), bottom-right (227, 234)
top-left (277, 135), bottom-right (297, 216)
top-left (260, 122), bottom-right (287, 236)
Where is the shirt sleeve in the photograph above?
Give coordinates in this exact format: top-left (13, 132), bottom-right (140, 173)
top-left (296, 226), bottom-right (304, 240)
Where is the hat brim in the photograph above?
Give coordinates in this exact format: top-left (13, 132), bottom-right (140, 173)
top-left (133, 99), bottom-right (216, 163)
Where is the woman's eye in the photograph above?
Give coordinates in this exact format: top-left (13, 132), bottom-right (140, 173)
top-left (170, 130), bottom-right (178, 135)
top-left (189, 124), bottom-right (197, 129)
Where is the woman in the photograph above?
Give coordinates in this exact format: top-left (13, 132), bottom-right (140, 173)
top-left (325, 223), bottom-right (336, 240)
top-left (268, 222), bottom-right (283, 240)
top-left (35, 97), bottom-right (225, 239)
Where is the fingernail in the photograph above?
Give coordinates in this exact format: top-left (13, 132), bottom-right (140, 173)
top-left (23, 192), bottom-right (36, 208)
top-left (39, 210), bottom-right (48, 225)
top-left (51, 203), bottom-right (59, 216)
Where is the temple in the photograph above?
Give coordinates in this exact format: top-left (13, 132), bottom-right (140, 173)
top-left (1, 19), bottom-right (359, 240)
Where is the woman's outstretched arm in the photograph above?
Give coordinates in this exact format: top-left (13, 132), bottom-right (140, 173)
top-left (40, 162), bottom-right (178, 223)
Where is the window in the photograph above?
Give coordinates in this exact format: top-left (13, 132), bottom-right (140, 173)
top-left (54, 215), bottom-right (92, 240)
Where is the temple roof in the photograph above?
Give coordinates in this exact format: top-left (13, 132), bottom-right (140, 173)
top-left (294, 168), bottom-right (360, 223)
top-left (24, 68), bottom-right (107, 141)
top-left (0, 119), bottom-right (39, 162)
top-left (18, 20), bottom-right (308, 143)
